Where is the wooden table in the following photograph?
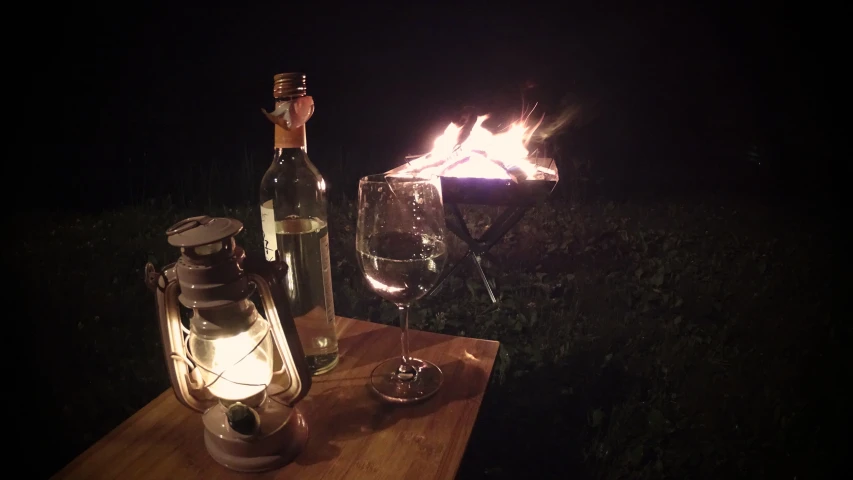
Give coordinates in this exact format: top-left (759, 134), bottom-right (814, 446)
top-left (55, 317), bottom-right (500, 480)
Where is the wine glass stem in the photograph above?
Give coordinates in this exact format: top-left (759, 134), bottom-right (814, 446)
top-left (398, 304), bottom-right (415, 378)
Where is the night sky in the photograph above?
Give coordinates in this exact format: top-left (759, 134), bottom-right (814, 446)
top-left (37, 2), bottom-right (825, 209)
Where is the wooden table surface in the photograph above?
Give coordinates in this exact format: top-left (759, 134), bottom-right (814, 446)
top-left (55, 317), bottom-right (500, 480)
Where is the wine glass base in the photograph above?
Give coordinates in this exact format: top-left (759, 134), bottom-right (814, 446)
top-left (370, 357), bottom-right (443, 404)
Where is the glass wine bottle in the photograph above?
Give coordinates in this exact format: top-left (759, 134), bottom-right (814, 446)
top-left (259, 72), bottom-right (338, 375)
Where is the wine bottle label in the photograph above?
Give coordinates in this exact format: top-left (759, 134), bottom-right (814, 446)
top-left (260, 200), bottom-right (276, 261)
top-left (319, 232), bottom-right (336, 325)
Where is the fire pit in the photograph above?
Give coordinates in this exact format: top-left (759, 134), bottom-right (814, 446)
top-left (386, 114), bottom-right (559, 302)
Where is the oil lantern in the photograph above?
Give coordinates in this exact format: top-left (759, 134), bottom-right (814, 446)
top-left (144, 215), bottom-right (312, 472)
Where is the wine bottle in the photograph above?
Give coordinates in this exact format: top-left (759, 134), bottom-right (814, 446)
top-left (259, 72), bottom-right (338, 375)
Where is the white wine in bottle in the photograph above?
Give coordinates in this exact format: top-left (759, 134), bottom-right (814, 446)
top-left (259, 72), bottom-right (338, 375)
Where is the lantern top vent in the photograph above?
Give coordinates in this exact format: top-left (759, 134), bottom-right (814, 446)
top-left (167, 216), bottom-right (244, 248)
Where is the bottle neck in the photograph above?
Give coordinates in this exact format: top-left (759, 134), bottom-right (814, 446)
top-left (274, 124), bottom-right (307, 150)
top-left (273, 99), bottom-right (308, 151)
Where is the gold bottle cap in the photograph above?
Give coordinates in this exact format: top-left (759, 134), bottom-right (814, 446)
top-left (273, 73), bottom-right (307, 99)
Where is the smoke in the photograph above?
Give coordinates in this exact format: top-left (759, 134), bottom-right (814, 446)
top-left (513, 80), bottom-right (592, 143)
top-left (528, 103), bottom-right (584, 143)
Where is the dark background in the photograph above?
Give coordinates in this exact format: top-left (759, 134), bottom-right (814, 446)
top-left (18, 2), bottom-right (835, 477)
top-left (32, 2), bottom-right (827, 211)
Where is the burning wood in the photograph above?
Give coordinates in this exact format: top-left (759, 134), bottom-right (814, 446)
top-left (388, 114), bottom-right (557, 184)
top-left (400, 148), bottom-right (523, 184)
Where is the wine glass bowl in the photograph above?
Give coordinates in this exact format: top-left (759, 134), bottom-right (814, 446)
top-left (356, 174), bottom-right (448, 404)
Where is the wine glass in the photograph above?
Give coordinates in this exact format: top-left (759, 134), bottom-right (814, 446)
top-left (356, 174), bottom-right (448, 404)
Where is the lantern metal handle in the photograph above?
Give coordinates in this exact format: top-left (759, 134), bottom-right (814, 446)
top-left (144, 241), bottom-right (311, 411)
top-left (145, 262), bottom-right (216, 413)
top-left (245, 252), bottom-right (312, 407)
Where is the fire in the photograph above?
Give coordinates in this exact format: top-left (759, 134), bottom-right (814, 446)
top-left (395, 115), bottom-right (548, 180)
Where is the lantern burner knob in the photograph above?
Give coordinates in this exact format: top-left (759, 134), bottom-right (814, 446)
top-left (226, 402), bottom-right (260, 436)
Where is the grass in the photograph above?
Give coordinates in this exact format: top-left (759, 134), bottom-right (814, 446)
top-left (24, 190), bottom-right (838, 479)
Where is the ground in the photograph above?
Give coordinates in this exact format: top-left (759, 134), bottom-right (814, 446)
top-left (23, 191), bottom-right (838, 479)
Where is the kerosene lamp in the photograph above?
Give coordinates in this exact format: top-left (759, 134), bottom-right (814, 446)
top-left (144, 215), bottom-right (312, 472)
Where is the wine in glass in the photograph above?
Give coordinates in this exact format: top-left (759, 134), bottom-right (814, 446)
top-left (356, 174), bottom-right (448, 404)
